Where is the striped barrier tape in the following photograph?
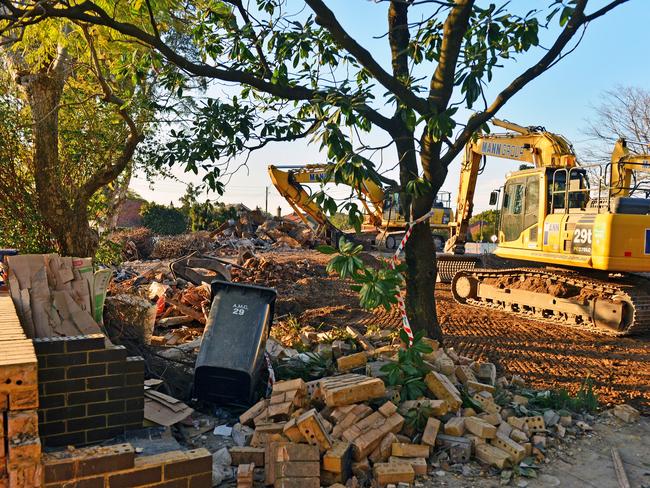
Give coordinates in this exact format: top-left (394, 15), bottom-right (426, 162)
top-left (388, 208), bottom-right (437, 346)
top-left (264, 351), bottom-right (276, 395)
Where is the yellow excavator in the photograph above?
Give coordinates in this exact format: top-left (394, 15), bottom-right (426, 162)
top-left (447, 118), bottom-right (650, 335)
top-left (268, 164), bottom-right (453, 250)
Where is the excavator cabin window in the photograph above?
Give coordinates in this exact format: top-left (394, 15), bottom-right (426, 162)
top-left (501, 175), bottom-right (539, 242)
top-left (549, 169), bottom-right (590, 213)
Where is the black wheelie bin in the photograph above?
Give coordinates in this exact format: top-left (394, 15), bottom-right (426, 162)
top-left (194, 280), bottom-right (277, 405)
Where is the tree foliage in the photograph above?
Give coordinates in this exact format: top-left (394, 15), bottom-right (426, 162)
top-left (0, 0), bottom-right (629, 337)
top-left (141, 202), bottom-right (188, 235)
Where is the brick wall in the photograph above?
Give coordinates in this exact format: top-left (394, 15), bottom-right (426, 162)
top-left (42, 443), bottom-right (212, 488)
top-left (34, 334), bottom-right (145, 447)
top-left (0, 294), bottom-right (42, 487)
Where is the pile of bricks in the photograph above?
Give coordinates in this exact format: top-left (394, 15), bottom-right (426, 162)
top-left (42, 442), bottom-right (212, 487)
top-left (34, 334), bottom-right (144, 447)
top-left (223, 336), bottom-right (608, 487)
top-left (0, 294), bottom-right (42, 487)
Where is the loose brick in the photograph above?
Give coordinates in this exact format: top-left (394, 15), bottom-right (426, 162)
top-left (464, 416), bottom-right (497, 439)
top-left (296, 409), bottom-right (332, 452)
top-left (322, 441), bottom-right (352, 474)
top-left (613, 404), bottom-right (640, 423)
top-left (473, 391), bottom-right (501, 415)
top-left (378, 401), bottom-right (398, 418)
top-left (466, 380), bottom-right (496, 394)
top-left (239, 399), bottom-right (268, 427)
top-left (336, 352), bottom-right (367, 372)
top-left (475, 443), bottom-right (511, 469)
top-left (391, 443), bottom-right (429, 458)
top-left (275, 443), bottom-right (320, 462)
top-left (319, 374), bottom-right (386, 407)
top-left (444, 417), bottom-right (465, 436)
top-left (424, 372), bottom-right (462, 411)
top-left (230, 447), bottom-right (265, 467)
top-left (455, 365), bottom-right (477, 385)
top-left (274, 461), bottom-right (320, 478)
top-left (250, 423), bottom-right (286, 448)
top-left (398, 399), bottom-right (448, 417)
top-left (373, 463), bottom-right (415, 487)
top-left (387, 456), bottom-right (427, 476)
top-left (422, 417), bottom-right (441, 447)
top-left (491, 434), bottom-right (526, 463)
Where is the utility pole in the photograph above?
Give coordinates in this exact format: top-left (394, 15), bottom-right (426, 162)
top-left (265, 186), bottom-right (269, 214)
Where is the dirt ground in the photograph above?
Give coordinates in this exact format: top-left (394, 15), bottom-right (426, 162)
top-left (266, 249), bottom-right (650, 414)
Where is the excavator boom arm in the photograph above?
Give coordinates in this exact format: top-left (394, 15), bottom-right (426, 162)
top-left (445, 119), bottom-right (577, 253)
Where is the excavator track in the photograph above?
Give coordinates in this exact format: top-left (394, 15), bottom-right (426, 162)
top-left (451, 267), bottom-right (650, 336)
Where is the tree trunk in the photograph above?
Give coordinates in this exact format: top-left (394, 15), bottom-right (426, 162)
top-left (21, 65), bottom-right (100, 257)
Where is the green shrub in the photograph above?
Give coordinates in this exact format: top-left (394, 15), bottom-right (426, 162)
top-left (141, 203), bottom-right (188, 235)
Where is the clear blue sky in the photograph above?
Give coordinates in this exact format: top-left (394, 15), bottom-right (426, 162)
top-left (131, 0), bottom-right (650, 214)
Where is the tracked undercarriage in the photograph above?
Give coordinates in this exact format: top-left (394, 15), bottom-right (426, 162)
top-left (451, 267), bottom-right (650, 336)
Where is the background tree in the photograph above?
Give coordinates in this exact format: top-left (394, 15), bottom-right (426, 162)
top-left (141, 202), bottom-right (189, 235)
top-left (469, 210), bottom-right (499, 242)
top-left (0, 0), bottom-right (629, 340)
top-left (584, 85), bottom-right (650, 161)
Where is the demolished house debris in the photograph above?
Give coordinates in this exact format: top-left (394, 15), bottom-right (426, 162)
top-left (0, 242), bottom-right (644, 488)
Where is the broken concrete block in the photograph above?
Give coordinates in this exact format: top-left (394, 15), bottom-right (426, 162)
top-left (491, 434), bottom-right (526, 463)
top-left (337, 352), bottom-right (368, 372)
top-left (444, 417), bottom-right (465, 436)
top-left (559, 414), bottom-right (572, 427)
top-left (391, 443), bottom-right (429, 458)
top-left (373, 463), bottom-right (415, 487)
top-left (232, 423), bottom-right (254, 447)
top-left (543, 409), bottom-right (560, 427)
top-left (435, 434), bottom-right (471, 464)
top-left (387, 456), bottom-right (427, 475)
top-left (496, 422), bottom-right (513, 439)
top-left (464, 416), bottom-right (497, 439)
top-left (296, 409), bottom-right (333, 452)
top-left (613, 404), bottom-right (640, 423)
top-left (475, 444), bottom-right (510, 469)
top-left (366, 360), bottom-right (390, 379)
top-left (477, 362), bottom-right (497, 385)
top-left (424, 372), bottom-right (462, 411)
top-left (421, 418), bottom-right (441, 447)
top-left (320, 374), bottom-right (386, 407)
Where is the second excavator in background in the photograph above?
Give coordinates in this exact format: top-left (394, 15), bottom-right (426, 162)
top-left (268, 164), bottom-right (453, 251)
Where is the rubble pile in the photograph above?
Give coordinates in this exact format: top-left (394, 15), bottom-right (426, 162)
top-left (109, 227), bottom-right (155, 260)
top-left (151, 231), bottom-right (216, 259)
top-left (206, 332), bottom-right (642, 488)
top-left (232, 257), bottom-right (325, 288)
